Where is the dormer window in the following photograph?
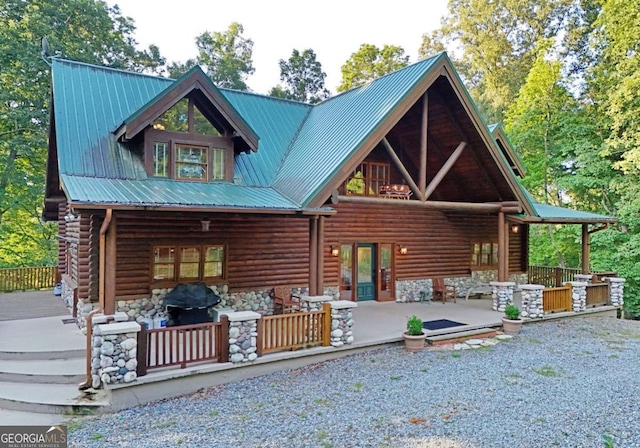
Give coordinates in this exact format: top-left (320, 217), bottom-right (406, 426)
top-left (143, 98), bottom-right (233, 181)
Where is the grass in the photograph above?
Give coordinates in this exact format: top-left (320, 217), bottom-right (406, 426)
top-left (89, 433), bottom-right (103, 441)
top-left (66, 420), bottom-right (85, 433)
top-left (353, 381), bottom-right (364, 392)
top-left (313, 398), bottom-right (331, 407)
top-left (532, 365), bottom-right (561, 377)
top-left (209, 411), bottom-right (219, 417)
top-left (389, 375), bottom-right (401, 380)
top-left (317, 429), bottom-right (333, 448)
top-left (451, 352), bottom-right (462, 358)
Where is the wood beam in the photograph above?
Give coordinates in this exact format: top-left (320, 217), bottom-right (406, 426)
top-left (104, 213), bottom-right (117, 315)
top-left (338, 194), bottom-right (501, 212)
top-left (498, 212), bottom-right (507, 282)
top-left (317, 216), bottom-right (325, 294)
top-left (582, 224), bottom-right (590, 274)
top-left (381, 138), bottom-right (425, 201)
top-left (419, 93), bottom-right (428, 196)
top-left (309, 217), bottom-right (318, 295)
top-left (424, 141), bottom-right (467, 200)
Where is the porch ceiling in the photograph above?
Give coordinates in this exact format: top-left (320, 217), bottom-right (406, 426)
top-left (386, 77), bottom-right (517, 205)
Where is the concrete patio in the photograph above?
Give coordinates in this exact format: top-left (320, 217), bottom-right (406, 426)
top-left (0, 290), bottom-right (617, 425)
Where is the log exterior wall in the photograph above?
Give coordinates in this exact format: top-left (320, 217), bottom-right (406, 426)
top-left (65, 205), bottom-right (526, 302)
top-left (114, 212), bottom-right (311, 298)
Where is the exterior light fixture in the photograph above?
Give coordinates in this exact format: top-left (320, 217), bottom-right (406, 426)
top-left (201, 220), bottom-right (211, 232)
top-left (330, 245), bottom-right (339, 257)
top-left (399, 245), bottom-right (408, 255)
top-left (510, 224), bottom-right (519, 234)
top-left (63, 213), bottom-right (79, 222)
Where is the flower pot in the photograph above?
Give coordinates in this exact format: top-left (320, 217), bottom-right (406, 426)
top-left (501, 317), bottom-right (522, 335)
top-left (403, 332), bottom-right (426, 352)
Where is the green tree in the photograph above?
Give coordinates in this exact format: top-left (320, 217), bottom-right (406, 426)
top-left (421, 0), bottom-right (583, 121)
top-left (337, 44), bottom-right (409, 92)
top-left (268, 49), bottom-right (329, 103)
top-left (195, 22), bottom-right (254, 90)
top-left (0, 0), bottom-right (164, 266)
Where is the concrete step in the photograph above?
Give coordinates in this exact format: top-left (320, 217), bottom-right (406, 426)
top-left (0, 358), bottom-right (85, 383)
top-left (0, 381), bottom-right (109, 415)
top-left (0, 347), bottom-right (86, 361)
top-left (0, 408), bottom-right (70, 426)
top-left (426, 328), bottom-right (499, 346)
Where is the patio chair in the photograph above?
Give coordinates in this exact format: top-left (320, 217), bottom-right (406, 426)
top-left (272, 285), bottom-right (301, 314)
top-left (432, 278), bottom-right (456, 304)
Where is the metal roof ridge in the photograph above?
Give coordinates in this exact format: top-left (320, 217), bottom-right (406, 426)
top-left (52, 58), bottom-right (174, 82)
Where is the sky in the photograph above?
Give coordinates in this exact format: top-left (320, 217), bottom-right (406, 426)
top-left (107, 0), bottom-right (450, 95)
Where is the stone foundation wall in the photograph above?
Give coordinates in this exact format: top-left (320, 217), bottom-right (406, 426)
top-left (395, 272), bottom-right (527, 303)
top-left (114, 284), bottom-right (341, 327)
top-left (228, 312), bottom-right (259, 363)
top-left (61, 279), bottom-right (74, 313)
top-left (76, 299), bottom-right (97, 329)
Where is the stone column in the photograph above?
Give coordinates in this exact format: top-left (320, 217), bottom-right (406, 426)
top-left (301, 295), bottom-right (331, 312)
top-left (227, 311), bottom-right (261, 363)
top-left (490, 281), bottom-right (515, 312)
top-left (91, 314), bottom-right (140, 388)
top-left (604, 277), bottom-right (626, 307)
top-left (329, 300), bottom-right (358, 347)
top-left (567, 281), bottom-right (587, 312)
top-left (520, 284), bottom-right (544, 319)
top-left (574, 274), bottom-right (593, 284)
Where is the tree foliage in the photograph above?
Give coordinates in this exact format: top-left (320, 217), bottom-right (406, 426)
top-left (0, 0), bottom-right (164, 266)
top-left (268, 49), bottom-right (329, 103)
top-left (194, 22), bottom-right (254, 91)
top-left (337, 44), bottom-right (409, 92)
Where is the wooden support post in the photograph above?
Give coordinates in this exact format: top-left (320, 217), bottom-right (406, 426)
top-left (104, 213), bottom-right (117, 315)
top-left (498, 212), bottom-right (506, 282)
top-left (220, 315), bottom-right (230, 362)
top-left (322, 302), bottom-right (332, 347)
top-left (317, 216), bottom-right (325, 295)
top-left (424, 141), bottom-right (467, 200)
top-left (136, 323), bottom-right (148, 377)
top-left (309, 217), bottom-right (318, 296)
top-left (419, 93), bottom-right (428, 196)
top-left (381, 138), bottom-right (425, 201)
top-left (582, 224), bottom-right (590, 274)
top-left (255, 316), bottom-right (263, 358)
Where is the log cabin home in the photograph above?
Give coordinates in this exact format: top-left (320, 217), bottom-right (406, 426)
top-left (43, 52), bottom-right (615, 327)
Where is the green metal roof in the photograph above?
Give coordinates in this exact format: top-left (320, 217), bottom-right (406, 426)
top-left (528, 203), bottom-right (616, 223)
top-left (273, 53), bottom-right (443, 206)
top-left (60, 174), bottom-right (302, 211)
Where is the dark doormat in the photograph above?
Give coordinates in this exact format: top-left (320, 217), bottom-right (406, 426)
top-left (422, 319), bottom-right (466, 331)
top-left (61, 317), bottom-right (76, 324)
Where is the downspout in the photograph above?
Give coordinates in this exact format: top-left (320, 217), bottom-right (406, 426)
top-left (79, 208), bottom-right (112, 390)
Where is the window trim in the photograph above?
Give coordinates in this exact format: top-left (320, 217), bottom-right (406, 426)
top-left (342, 161), bottom-right (391, 197)
top-left (144, 128), bottom-right (234, 181)
top-left (151, 243), bottom-right (227, 286)
top-left (470, 241), bottom-right (499, 269)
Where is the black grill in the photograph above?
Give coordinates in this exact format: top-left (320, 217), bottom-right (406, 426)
top-left (162, 282), bottom-right (221, 327)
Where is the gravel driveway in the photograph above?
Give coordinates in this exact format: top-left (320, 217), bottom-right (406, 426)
top-left (68, 316), bottom-right (640, 448)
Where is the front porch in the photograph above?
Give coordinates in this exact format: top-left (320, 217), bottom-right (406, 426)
top-left (0, 288), bottom-right (619, 423)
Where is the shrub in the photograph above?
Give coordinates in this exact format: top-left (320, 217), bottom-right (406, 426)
top-left (406, 315), bottom-right (424, 335)
top-left (504, 304), bottom-right (521, 320)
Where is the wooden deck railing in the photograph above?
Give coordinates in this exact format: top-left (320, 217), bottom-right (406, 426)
top-left (137, 318), bottom-right (228, 375)
top-left (586, 283), bottom-right (609, 308)
top-left (258, 303), bottom-right (331, 355)
top-left (0, 266), bottom-right (58, 292)
top-left (528, 266), bottom-right (580, 288)
top-left (543, 285), bottom-right (572, 313)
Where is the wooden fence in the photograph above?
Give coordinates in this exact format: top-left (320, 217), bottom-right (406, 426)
top-left (528, 266), bottom-right (581, 288)
top-left (137, 304), bottom-right (333, 375)
top-left (258, 303), bottom-right (331, 354)
top-left (586, 283), bottom-right (609, 308)
top-left (0, 266), bottom-right (58, 292)
top-left (137, 318), bottom-right (228, 375)
top-left (542, 285), bottom-right (572, 313)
